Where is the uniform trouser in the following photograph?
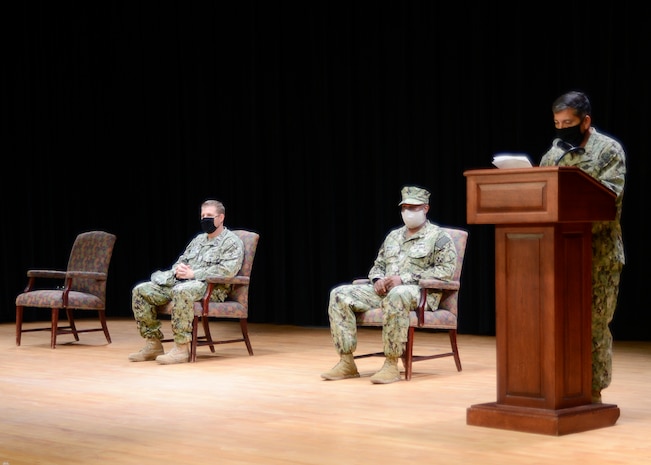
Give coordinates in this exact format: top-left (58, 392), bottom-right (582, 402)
top-left (592, 262), bottom-right (623, 393)
top-left (132, 280), bottom-right (208, 344)
top-left (327, 283), bottom-right (420, 358)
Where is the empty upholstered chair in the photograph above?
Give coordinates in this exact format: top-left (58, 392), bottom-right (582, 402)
top-left (16, 230), bottom-right (117, 348)
top-left (354, 226), bottom-right (468, 380)
top-left (157, 229), bottom-right (259, 362)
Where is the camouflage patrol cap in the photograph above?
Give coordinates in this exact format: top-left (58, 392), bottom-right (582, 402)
top-left (398, 186), bottom-right (430, 205)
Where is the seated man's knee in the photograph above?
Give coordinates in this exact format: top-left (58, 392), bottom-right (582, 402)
top-left (330, 284), bottom-right (351, 301)
top-left (384, 286), bottom-right (417, 307)
top-left (388, 286), bottom-right (411, 298)
top-left (132, 282), bottom-right (149, 297)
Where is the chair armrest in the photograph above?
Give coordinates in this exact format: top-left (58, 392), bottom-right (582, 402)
top-left (26, 270), bottom-right (67, 279)
top-left (205, 275), bottom-right (250, 285)
top-left (66, 271), bottom-right (107, 281)
top-left (418, 278), bottom-right (459, 291)
top-left (415, 279), bottom-right (459, 327)
top-left (23, 270), bottom-right (67, 292)
top-left (352, 278), bottom-right (371, 284)
top-left (199, 276), bottom-right (250, 315)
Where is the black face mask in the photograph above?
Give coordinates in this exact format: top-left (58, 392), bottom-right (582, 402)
top-left (555, 124), bottom-right (584, 147)
top-left (200, 217), bottom-right (217, 234)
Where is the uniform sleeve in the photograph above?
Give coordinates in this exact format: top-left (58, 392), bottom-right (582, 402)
top-left (416, 232), bottom-right (457, 281)
top-left (368, 235), bottom-right (390, 281)
top-left (171, 236), bottom-right (200, 273)
top-left (594, 142), bottom-right (626, 197)
top-left (539, 147), bottom-right (558, 167)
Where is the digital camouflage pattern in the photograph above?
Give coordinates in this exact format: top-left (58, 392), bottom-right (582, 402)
top-left (328, 221), bottom-right (457, 358)
top-left (132, 228), bottom-right (244, 344)
top-left (540, 127), bottom-right (626, 392)
top-left (398, 185), bottom-right (431, 205)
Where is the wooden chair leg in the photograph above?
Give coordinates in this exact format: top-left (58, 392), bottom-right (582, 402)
top-left (16, 306), bottom-right (24, 346)
top-left (240, 319), bottom-right (254, 355)
top-left (449, 329), bottom-right (462, 371)
top-left (202, 316), bottom-right (215, 353)
top-left (98, 311), bottom-right (111, 343)
top-left (66, 309), bottom-right (80, 342)
top-left (51, 308), bottom-right (60, 349)
top-left (190, 316), bottom-right (199, 362)
top-left (403, 327), bottom-right (415, 380)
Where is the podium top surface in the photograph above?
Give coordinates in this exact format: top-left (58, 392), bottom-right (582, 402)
top-left (464, 166), bottom-right (616, 224)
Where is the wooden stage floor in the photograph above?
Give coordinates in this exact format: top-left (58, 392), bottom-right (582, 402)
top-left (1, 318), bottom-right (650, 465)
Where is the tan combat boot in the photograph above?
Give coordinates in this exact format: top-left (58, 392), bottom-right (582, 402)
top-left (370, 356), bottom-right (401, 384)
top-left (128, 338), bottom-right (164, 362)
top-left (321, 353), bottom-right (360, 380)
top-left (155, 342), bottom-right (190, 365)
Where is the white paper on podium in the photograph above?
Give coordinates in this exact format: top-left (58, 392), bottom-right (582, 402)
top-left (492, 153), bottom-right (533, 169)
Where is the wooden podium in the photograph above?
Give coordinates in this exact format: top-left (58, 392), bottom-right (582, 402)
top-left (464, 166), bottom-right (620, 435)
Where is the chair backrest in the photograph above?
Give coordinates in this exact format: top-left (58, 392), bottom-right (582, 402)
top-left (438, 227), bottom-right (468, 315)
top-left (227, 230), bottom-right (260, 306)
top-left (67, 231), bottom-right (117, 301)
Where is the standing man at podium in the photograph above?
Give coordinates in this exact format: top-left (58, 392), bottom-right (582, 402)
top-left (539, 90), bottom-right (626, 403)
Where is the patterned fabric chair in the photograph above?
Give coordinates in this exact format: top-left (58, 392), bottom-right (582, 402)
top-left (354, 226), bottom-right (468, 380)
top-left (15, 230), bottom-right (117, 348)
top-left (157, 229), bottom-right (260, 362)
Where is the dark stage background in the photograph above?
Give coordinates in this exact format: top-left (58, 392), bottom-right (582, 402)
top-left (2, 2), bottom-right (648, 340)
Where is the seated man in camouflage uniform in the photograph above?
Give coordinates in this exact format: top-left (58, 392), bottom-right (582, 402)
top-left (128, 199), bottom-right (244, 365)
top-left (322, 186), bottom-right (458, 384)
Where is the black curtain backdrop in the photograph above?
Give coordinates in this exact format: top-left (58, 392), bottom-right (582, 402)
top-left (2, 2), bottom-right (648, 340)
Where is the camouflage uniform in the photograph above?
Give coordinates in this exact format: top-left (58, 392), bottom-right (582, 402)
top-left (131, 228), bottom-right (244, 344)
top-left (327, 221), bottom-right (457, 358)
top-left (540, 128), bottom-right (626, 393)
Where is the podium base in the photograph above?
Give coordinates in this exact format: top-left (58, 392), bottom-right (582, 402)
top-left (466, 401), bottom-right (620, 436)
